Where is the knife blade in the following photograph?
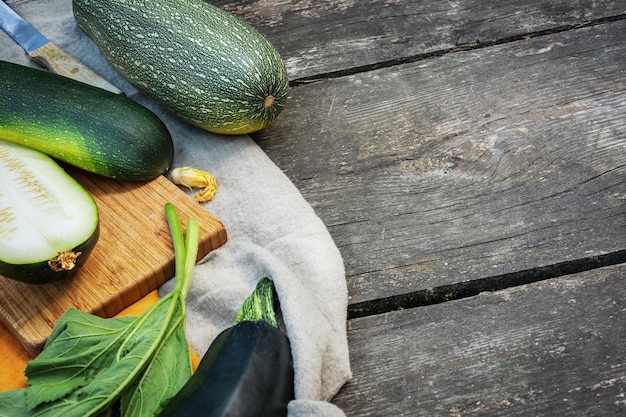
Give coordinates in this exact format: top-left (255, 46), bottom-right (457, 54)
top-left (0, 1), bottom-right (121, 94)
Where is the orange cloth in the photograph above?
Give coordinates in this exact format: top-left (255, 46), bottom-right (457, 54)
top-left (0, 290), bottom-right (200, 391)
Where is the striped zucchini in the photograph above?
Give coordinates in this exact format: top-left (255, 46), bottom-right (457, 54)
top-left (73, 0), bottom-right (289, 135)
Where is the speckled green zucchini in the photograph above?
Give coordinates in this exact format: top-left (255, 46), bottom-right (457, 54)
top-left (73, 0), bottom-right (289, 135)
top-left (0, 60), bottom-right (174, 181)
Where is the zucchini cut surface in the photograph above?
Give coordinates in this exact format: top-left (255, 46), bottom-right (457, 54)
top-left (0, 139), bottom-right (99, 284)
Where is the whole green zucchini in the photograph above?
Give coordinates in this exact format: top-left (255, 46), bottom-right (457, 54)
top-left (73, 0), bottom-right (289, 135)
top-left (0, 60), bottom-right (174, 181)
top-left (158, 278), bottom-right (295, 416)
top-left (0, 139), bottom-right (99, 284)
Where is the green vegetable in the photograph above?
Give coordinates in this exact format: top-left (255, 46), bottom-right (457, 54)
top-left (0, 203), bottom-right (198, 417)
top-left (0, 60), bottom-right (174, 181)
top-left (158, 277), bottom-right (295, 417)
top-left (0, 139), bottom-right (99, 284)
top-left (73, 0), bottom-right (289, 135)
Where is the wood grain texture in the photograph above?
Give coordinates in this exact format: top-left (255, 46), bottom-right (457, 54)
top-left (29, 42), bottom-right (122, 94)
top-left (0, 172), bottom-right (227, 355)
top-left (213, 0), bottom-right (626, 79)
top-left (254, 20), bottom-right (626, 304)
top-left (333, 264), bottom-right (626, 417)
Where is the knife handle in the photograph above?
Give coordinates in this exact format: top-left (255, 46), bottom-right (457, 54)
top-left (29, 42), bottom-right (122, 95)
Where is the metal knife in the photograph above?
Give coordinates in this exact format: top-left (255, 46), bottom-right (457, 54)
top-left (0, 1), bottom-right (121, 94)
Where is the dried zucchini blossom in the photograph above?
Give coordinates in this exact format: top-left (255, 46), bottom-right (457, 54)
top-left (171, 167), bottom-right (218, 203)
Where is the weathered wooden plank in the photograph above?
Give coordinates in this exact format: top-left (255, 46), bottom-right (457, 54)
top-left (254, 21), bottom-right (626, 303)
top-left (332, 263), bottom-right (626, 417)
top-left (214, 0), bottom-right (625, 79)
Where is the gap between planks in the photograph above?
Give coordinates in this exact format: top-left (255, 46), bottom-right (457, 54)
top-left (289, 13), bottom-right (626, 87)
top-left (347, 249), bottom-right (626, 319)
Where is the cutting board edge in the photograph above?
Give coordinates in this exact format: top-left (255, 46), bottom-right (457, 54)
top-left (1, 224), bottom-right (228, 356)
top-left (0, 173), bottom-right (229, 357)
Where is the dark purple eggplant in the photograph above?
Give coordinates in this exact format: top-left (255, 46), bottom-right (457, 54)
top-left (158, 278), bottom-right (295, 417)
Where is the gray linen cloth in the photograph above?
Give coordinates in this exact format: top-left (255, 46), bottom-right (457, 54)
top-left (0, 0), bottom-right (352, 415)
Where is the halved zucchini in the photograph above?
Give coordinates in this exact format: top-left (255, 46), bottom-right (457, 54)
top-left (0, 139), bottom-right (99, 284)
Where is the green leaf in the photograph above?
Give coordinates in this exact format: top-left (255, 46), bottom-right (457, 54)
top-left (25, 309), bottom-right (135, 408)
top-left (23, 293), bottom-right (179, 416)
top-left (120, 302), bottom-right (192, 417)
top-left (0, 389), bottom-right (33, 417)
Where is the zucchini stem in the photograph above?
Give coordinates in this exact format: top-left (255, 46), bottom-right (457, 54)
top-left (235, 277), bottom-right (279, 327)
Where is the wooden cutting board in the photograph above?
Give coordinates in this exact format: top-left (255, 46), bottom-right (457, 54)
top-left (0, 170), bottom-right (227, 355)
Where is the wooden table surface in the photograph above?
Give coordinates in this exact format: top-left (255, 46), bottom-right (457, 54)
top-left (216, 1), bottom-right (625, 415)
